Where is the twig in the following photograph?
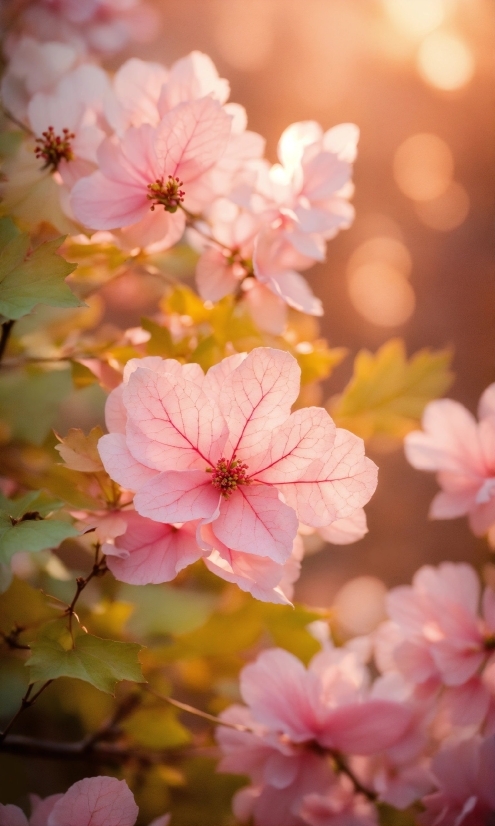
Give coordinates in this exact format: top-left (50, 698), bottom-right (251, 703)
top-left (65, 544), bottom-right (107, 639)
top-left (0, 680), bottom-right (53, 743)
top-left (0, 320), bottom-right (14, 363)
top-left (0, 625), bottom-right (30, 650)
top-left (330, 750), bottom-right (377, 802)
top-left (0, 734), bottom-right (191, 765)
top-left (146, 686), bottom-right (251, 733)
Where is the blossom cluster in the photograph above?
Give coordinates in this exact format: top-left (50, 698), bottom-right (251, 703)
top-left (217, 560), bottom-right (495, 825)
top-left (1, 35), bottom-right (358, 332)
top-left (96, 347), bottom-right (377, 603)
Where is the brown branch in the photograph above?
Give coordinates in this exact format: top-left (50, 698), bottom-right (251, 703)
top-left (65, 544), bottom-right (107, 639)
top-left (330, 751), bottom-right (377, 802)
top-left (0, 734), bottom-right (190, 765)
top-left (0, 625), bottom-right (30, 650)
top-left (0, 680), bottom-right (53, 743)
top-left (0, 320), bottom-right (15, 363)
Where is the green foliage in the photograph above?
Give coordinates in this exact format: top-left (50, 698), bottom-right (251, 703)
top-left (120, 584), bottom-right (216, 638)
top-left (0, 366), bottom-right (72, 444)
top-left (27, 621), bottom-right (146, 694)
top-left (0, 218), bottom-right (81, 320)
top-left (123, 705), bottom-right (191, 748)
top-left (329, 338), bottom-right (454, 441)
top-left (0, 577), bottom-right (59, 636)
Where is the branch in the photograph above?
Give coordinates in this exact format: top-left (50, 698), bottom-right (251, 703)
top-left (146, 686), bottom-right (252, 733)
top-left (0, 680), bottom-right (53, 743)
top-left (330, 750), bottom-right (377, 802)
top-left (0, 320), bottom-right (15, 364)
top-left (0, 734), bottom-right (190, 765)
top-left (65, 544), bottom-right (107, 639)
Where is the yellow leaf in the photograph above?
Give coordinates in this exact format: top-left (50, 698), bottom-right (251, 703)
top-left (329, 338), bottom-right (454, 441)
top-left (55, 426), bottom-right (104, 472)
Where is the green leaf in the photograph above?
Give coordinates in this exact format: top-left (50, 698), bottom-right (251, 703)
top-left (0, 516), bottom-right (78, 565)
top-left (0, 366), bottom-right (72, 444)
top-left (0, 218), bottom-right (82, 320)
top-left (141, 318), bottom-right (175, 357)
top-left (120, 584), bottom-right (216, 638)
top-left (329, 338), bottom-right (454, 441)
top-left (0, 578), bottom-right (59, 638)
top-left (27, 621), bottom-right (146, 694)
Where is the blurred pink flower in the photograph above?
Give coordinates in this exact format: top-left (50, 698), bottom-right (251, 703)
top-left (420, 735), bottom-right (495, 825)
top-left (71, 96), bottom-right (231, 250)
top-left (405, 383), bottom-right (495, 542)
top-left (217, 647), bottom-right (412, 826)
top-left (98, 349), bottom-right (377, 566)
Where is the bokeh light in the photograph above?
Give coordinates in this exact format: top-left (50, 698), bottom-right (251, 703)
top-left (417, 31), bottom-right (475, 90)
top-left (393, 133), bottom-right (454, 201)
top-left (415, 181), bottom-right (470, 231)
top-left (347, 262), bottom-right (416, 327)
top-left (383, 0), bottom-right (445, 39)
top-left (213, 0), bottom-right (273, 71)
top-left (333, 576), bottom-right (388, 636)
top-left (347, 237), bottom-right (412, 278)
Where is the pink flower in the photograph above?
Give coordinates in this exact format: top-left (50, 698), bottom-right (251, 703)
top-left (299, 784), bottom-right (378, 826)
top-left (375, 562), bottom-right (495, 730)
top-left (217, 647), bottom-right (412, 826)
top-left (18, 0), bottom-right (160, 56)
top-left (98, 349), bottom-right (377, 567)
top-left (404, 383), bottom-right (495, 541)
top-left (71, 96), bottom-right (232, 250)
top-left (420, 735), bottom-right (495, 825)
top-left (27, 64), bottom-right (110, 189)
top-left (0, 776), bottom-right (168, 826)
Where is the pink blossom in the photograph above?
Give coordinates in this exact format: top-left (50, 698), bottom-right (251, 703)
top-left (71, 96), bottom-right (232, 250)
top-left (17, 0), bottom-right (160, 56)
top-left (217, 647), bottom-right (412, 826)
top-left (404, 383), bottom-right (495, 541)
top-left (299, 783), bottom-right (378, 826)
top-left (420, 735), bottom-right (495, 825)
top-left (98, 349), bottom-right (377, 567)
top-left (0, 776), bottom-right (168, 826)
top-left (375, 562), bottom-right (495, 731)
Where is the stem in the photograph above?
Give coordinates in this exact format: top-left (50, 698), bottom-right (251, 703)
top-left (0, 681), bottom-right (53, 743)
top-left (0, 320), bottom-right (14, 363)
top-left (330, 751), bottom-right (377, 802)
top-left (146, 686), bottom-right (252, 733)
top-left (65, 544), bottom-right (107, 640)
top-left (0, 734), bottom-right (191, 765)
top-left (0, 105), bottom-right (33, 136)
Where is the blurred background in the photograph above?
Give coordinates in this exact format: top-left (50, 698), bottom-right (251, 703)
top-left (115, 0), bottom-right (495, 610)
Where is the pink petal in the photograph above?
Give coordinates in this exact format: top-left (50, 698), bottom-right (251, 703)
top-left (154, 97), bottom-right (231, 183)
top-left (71, 171), bottom-right (148, 230)
top-left (123, 367), bottom-right (227, 470)
top-left (317, 508), bottom-right (368, 545)
top-left (98, 433), bottom-right (158, 491)
top-left (277, 429), bottom-right (378, 527)
top-left (211, 484), bottom-right (298, 563)
top-left (30, 795), bottom-right (64, 826)
top-left (159, 51), bottom-right (230, 113)
top-left (244, 281), bottom-right (288, 335)
top-left (0, 805), bottom-right (28, 826)
top-left (404, 400), bottom-right (485, 475)
top-left (218, 347), bottom-right (300, 459)
top-left (251, 407), bottom-right (336, 481)
top-left (133, 469), bottom-right (220, 524)
top-left (105, 385), bottom-right (127, 434)
top-left (203, 353), bottom-right (247, 401)
top-left (105, 511), bottom-right (203, 584)
top-left (119, 207), bottom-right (185, 252)
top-left (240, 648), bottom-right (319, 742)
top-left (319, 700), bottom-right (412, 754)
top-left (322, 123), bottom-right (360, 162)
top-left (264, 271), bottom-right (323, 316)
top-left (48, 777), bottom-right (138, 826)
top-left (205, 542), bottom-right (290, 605)
top-left (429, 489), bottom-right (474, 519)
top-left (479, 383), bottom-right (495, 420)
top-left (196, 247), bottom-right (240, 302)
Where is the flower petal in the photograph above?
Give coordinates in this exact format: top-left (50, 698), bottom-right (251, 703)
top-left (48, 777), bottom-right (138, 826)
top-left (133, 469), bottom-right (220, 524)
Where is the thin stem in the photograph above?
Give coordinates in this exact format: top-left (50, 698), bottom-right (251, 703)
top-left (146, 686), bottom-right (251, 733)
top-left (0, 680), bottom-right (52, 744)
top-left (65, 544), bottom-right (107, 640)
top-left (0, 320), bottom-right (15, 363)
top-left (0, 734), bottom-right (193, 765)
top-left (0, 104), bottom-right (33, 136)
top-left (330, 751), bottom-right (377, 802)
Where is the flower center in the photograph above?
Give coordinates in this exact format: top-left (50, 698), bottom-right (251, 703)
top-left (147, 176), bottom-right (185, 213)
top-left (34, 126), bottom-right (75, 171)
top-left (207, 456), bottom-right (250, 498)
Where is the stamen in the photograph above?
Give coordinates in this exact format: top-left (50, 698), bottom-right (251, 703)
top-left (147, 175), bottom-right (185, 213)
top-left (34, 126), bottom-right (75, 171)
top-left (207, 456), bottom-right (251, 498)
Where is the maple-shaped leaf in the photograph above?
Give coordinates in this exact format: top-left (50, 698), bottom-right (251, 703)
top-left (328, 338), bottom-right (454, 441)
top-left (0, 217), bottom-right (82, 320)
top-left (26, 621), bottom-right (145, 695)
top-left (55, 426), bottom-right (105, 472)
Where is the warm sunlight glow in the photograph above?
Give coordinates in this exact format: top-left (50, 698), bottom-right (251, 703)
top-left (383, 0), bottom-right (445, 39)
top-left (214, 0), bottom-right (273, 71)
top-left (415, 181), bottom-right (470, 231)
top-left (347, 237), bottom-right (412, 278)
top-left (394, 133), bottom-right (453, 201)
top-left (417, 31), bottom-right (475, 90)
top-left (347, 262), bottom-right (416, 327)
top-left (334, 576), bottom-right (388, 636)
